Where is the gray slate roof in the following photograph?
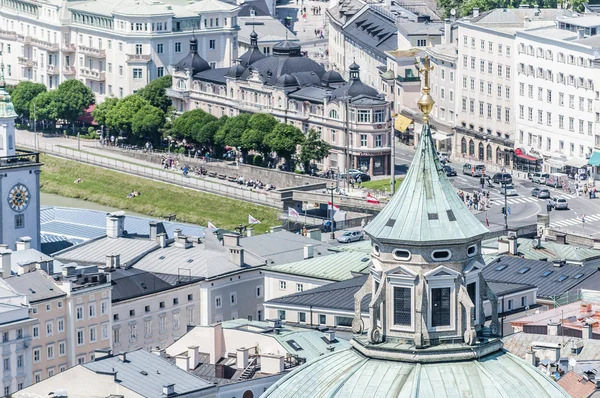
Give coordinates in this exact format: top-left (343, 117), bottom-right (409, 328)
top-left (482, 256), bottom-right (599, 299)
top-left (266, 275), bottom-right (370, 312)
top-left (110, 268), bottom-right (201, 303)
top-left (470, 8), bottom-right (570, 25)
top-left (4, 271), bottom-right (65, 303)
top-left (83, 349), bottom-right (213, 397)
top-left (53, 237), bottom-right (159, 268)
top-left (341, 7), bottom-right (397, 59)
top-left (365, 124), bottom-right (489, 244)
top-left (10, 249), bottom-right (53, 274)
top-left (263, 348), bottom-right (569, 397)
top-left (288, 86), bottom-right (332, 103)
top-left (194, 67), bottom-right (229, 84)
top-left (503, 333), bottom-right (600, 361)
top-left (238, 231), bottom-right (333, 265)
top-left (485, 280), bottom-right (536, 296)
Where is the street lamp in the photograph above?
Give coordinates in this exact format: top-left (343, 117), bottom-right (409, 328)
top-left (325, 184), bottom-right (336, 240)
top-left (391, 112), bottom-right (398, 195)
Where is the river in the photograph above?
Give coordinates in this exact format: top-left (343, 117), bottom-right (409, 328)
top-left (40, 192), bottom-right (148, 218)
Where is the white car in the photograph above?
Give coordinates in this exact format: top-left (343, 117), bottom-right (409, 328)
top-left (500, 185), bottom-right (518, 196)
top-left (337, 231), bottom-right (364, 243)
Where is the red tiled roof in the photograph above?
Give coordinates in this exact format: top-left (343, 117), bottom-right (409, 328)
top-left (77, 104), bottom-right (97, 125)
top-left (557, 371), bottom-right (596, 398)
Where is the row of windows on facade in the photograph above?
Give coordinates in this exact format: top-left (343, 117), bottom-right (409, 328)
top-left (518, 132), bottom-right (593, 157)
top-left (113, 294), bottom-right (193, 321)
top-left (277, 310), bottom-right (350, 326)
top-left (518, 64), bottom-right (595, 90)
top-left (518, 107), bottom-right (594, 136)
top-left (518, 84), bottom-right (597, 110)
top-left (32, 354), bottom-right (96, 384)
top-left (461, 78), bottom-right (510, 99)
top-left (433, 67), bottom-right (455, 83)
top-left (460, 139), bottom-right (510, 164)
top-left (462, 56), bottom-right (512, 79)
top-left (462, 35), bottom-right (512, 57)
top-left (461, 98), bottom-right (511, 123)
top-left (517, 42), bottom-right (594, 67)
top-left (33, 325), bottom-right (108, 362)
top-left (113, 308), bottom-right (194, 344)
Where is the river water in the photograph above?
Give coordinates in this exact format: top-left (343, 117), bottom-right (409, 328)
top-left (40, 192), bottom-right (148, 217)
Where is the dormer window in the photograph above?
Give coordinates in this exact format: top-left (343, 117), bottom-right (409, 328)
top-left (431, 250), bottom-right (451, 261)
top-left (467, 245), bottom-right (477, 257)
top-left (431, 287), bottom-right (451, 327)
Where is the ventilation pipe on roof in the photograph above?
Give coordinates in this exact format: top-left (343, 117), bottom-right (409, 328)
top-left (304, 244), bottom-right (314, 259)
top-left (0, 249), bottom-right (11, 279)
top-left (16, 236), bottom-right (31, 251)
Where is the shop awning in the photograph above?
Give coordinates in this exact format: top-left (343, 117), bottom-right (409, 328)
top-left (432, 132), bottom-right (451, 141)
top-left (515, 153), bottom-right (539, 162)
top-left (545, 157), bottom-right (567, 168)
top-left (394, 115), bottom-right (412, 132)
top-left (589, 152), bottom-right (600, 166)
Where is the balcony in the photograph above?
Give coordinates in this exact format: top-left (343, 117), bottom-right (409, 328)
top-left (0, 30), bottom-right (17, 40)
top-left (62, 66), bottom-right (76, 75)
top-left (17, 57), bottom-right (37, 68)
top-left (80, 68), bottom-right (105, 81)
top-left (0, 149), bottom-right (40, 169)
top-left (46, 65), bottom-right (59, 75)
top-left (32, 38), bottom-right (59, 51)
top-left (166, 88), bottom-right (189, 100)
top-left (126, 54), bottom-right (151, 63)
top-left (62, 43), bottom-right (77, 52)
top-left (17, 35), bottom-right (31, 44)
top-left (78, 45), bottom-right (105, 58)
top-left (396, 75), bottom-right (421, 83)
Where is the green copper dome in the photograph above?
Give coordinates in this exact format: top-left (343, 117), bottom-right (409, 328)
top-left (0, 85), bottom-right (17, 119)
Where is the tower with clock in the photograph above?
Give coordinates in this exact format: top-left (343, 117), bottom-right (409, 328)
top-left (0, 61), bottom-right (41, 250)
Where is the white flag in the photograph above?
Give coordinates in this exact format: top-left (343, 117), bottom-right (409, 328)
top-left (248, 214), bottom-right (261, 224)
top-left (288, 208), bottom-right (300, 218)
top-left (207, 221), bottom-right (217, 230)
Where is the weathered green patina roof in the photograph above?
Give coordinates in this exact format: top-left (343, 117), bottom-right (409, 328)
top-left (263, 348), bottom-right (569, 397)
top-left (365, 124), bottom-right (488, 244)
top-left (482, 237), bottom-right (600, 264)
top-left (264, 251), bottom-right (370, 282)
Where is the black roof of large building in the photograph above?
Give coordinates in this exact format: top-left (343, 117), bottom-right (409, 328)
top-left (330, 63), bottom-right (381, 101)
top-left (110, 267), bottom-right (201, 303)
top-left (482, 256), bottom-right (600, 300)
top-left (238, 30), bottom-right (266, 66)
top-left (176, 37), bottom-right (211, 75)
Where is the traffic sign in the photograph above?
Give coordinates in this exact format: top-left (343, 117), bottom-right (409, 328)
top-left (507, 207), bottom-right (511, 215)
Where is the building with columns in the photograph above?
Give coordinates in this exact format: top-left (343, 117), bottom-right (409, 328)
top-left (168, 34), bottom-right (393, 176)
top-left (261, 56), bottom-right (569, 398)
top-left (0, 0), bottom-right (240, 102)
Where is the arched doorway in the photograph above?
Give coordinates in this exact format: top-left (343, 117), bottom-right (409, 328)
top-left (496, 147), bottom-right (502, 164)
top-left (478, 143), bottom-right (484, 161)
top-left (469, 140), bottom-right (475, 156)
top-left (486, 144), bottom-right (492, 161)
top-left (461, 137), bottom-right (467, 154)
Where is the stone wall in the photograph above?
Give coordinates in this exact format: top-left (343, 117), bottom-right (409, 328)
top-left (101, 148), bottom-right (326, 188)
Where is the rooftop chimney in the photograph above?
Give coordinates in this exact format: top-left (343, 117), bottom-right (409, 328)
top-left (94, 349), bottom-right (112, 360)
top-left (246, 227), bottom-right (254, 238)
top-left (547, 321), bottom-right (561, 336)
top-left (158, 233), bottom-right (168, 248)
top-left (187, 346), bottom-right (200, 370)
top-left (151, 347), bottom-right (166, 357)
top-left (583, 323), bottom-right (593, 340)
top-left (552, 259), bottom-right (563, 267)
top-left (580, 303), bottom-right (592, 314)
top-left (472, 7), bottom-right (479, 17)
top-left (118, 353), bottom-right (127, 362)
top-left (556, 233), bottom-right (566, 245)
top-left (222, 233), bottom-right (240, 247)
top-left (162, 384), bottom-right (175, 396)
top-left (508, 235), bottom-right (518, 255)
top-left (105, 254), bottom-right (120, 270)
top-left (0, 249), bottom-right (11, 279)
top-left (578, 28), bottom-right (585, 40)
top-left (229, 248), bottom-right (245, 267)
top-left (304, 244), bottom-right (314, 259)
top-left (175, 355), bottom-right (190, 371)
top-left (444, 19), bottom-right (452, 45)
top-left (236, 347), bottom-right (250, 369)
top-left (525, 349), bottom-right (536, 366)
top-left (174, 234), bottom-right (192, 249)
top-left (324, 330), bottom-right (336, 343)
top-left (498, 238), bottom-right (509, 255)
top-left (261, 353), bottom-right (284, 375)
top-left (149, 222), bottom-right (158, 241)
top-left (173, 229), bottom-right (182, 240)
top-left (16, 236), bottom-right (31, 251)
top-left (106, 213), bottom-right (125, 239)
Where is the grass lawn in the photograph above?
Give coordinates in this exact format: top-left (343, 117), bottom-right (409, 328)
top-left (40, 154), bottom-right (279, 233)
top-left (361, 178), bottom-right (403, 192)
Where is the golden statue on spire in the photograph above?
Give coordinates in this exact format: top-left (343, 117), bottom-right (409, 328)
top-left (415, 55), bottom-right (435, 123)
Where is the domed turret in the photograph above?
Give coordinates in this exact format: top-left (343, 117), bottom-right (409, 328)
top-left (321, 70), bottom-right (345, 86)
top-left (225, 63), bottom-right (247, 79)
top-left (276, 73), bottom-right (298, 88)
top-left (330, 63), bottom-right (380, 101)
top-left (272, 39), bottom-right (302, 57)
top-left (238, 28), bottom-right (265, 67)
top-left (175, 37), bottom-right (211, 75)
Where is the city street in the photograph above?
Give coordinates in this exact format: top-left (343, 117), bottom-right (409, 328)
top-left (393, 141), bottom-right (599, 235)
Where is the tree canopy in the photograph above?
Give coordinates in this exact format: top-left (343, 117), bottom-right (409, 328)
top-left (131, 104), bottom-right (166, 143)
top-left (31, 91), bottom-right (60, 124)
top-left (11, 81), bottom-right (46, 119)
top-left (104, 95), bottom-right (150, 135)
top-left (214, 113), bottom-right (250, 148)
top-left (55, 79), bottom-right (94, 126)
top-left (297, 129), bottom-right (332, 173)
top-left (264, 123), bottom-right (305, 165)
top-left (91, 97), bottom-right (119, 127)
top-left (136, 75), bottom-right (172, 113)
top-left (171, 109), bottom-right (218, 142)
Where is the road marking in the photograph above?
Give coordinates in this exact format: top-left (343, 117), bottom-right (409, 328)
top-left (550, 212), bottom-right (600, 227)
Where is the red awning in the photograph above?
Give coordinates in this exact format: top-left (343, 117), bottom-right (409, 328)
top-left (516, 153), bottom-right (539, 162)
top-left (77, 104), bottom-right (97, 126)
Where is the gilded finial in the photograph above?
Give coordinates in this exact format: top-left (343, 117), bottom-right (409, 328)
top-left (415, 55), bottom-right (435, 124)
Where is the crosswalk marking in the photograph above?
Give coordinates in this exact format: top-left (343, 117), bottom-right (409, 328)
top-left (550, 213), bottom-right (600, 228)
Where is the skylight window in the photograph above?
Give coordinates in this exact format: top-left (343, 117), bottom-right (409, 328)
top-left (574, 273), bottom-right (584, 279)
top-left (518, 267), bottom-right (530, 274)
top-left (542, 271), bottom-right (553, 277)
top-left (556, 275), bottom-right (568, 282)
top-left (286, 339), bottom-right (303, 351)
top-left (495, 265), bottom-right (507, 271)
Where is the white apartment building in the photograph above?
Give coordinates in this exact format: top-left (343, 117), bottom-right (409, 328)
top-left (515, 18), bottom-right (600, 171)
top-left (0, 0), bottom-right (240, 102)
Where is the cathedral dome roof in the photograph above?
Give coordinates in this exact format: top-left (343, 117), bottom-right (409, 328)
top-left (175, 37), bottom-right (211, 75)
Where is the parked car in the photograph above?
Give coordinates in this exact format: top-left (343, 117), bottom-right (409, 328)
top-left (500, 184), bottom-right (518, 196)
top-left (492, 173), bottom-right (513, 184)
top-left (353, 173), bottom-right (371, 182)
top-left (337, 230), bottom-right (364, 243)
top-left (551, 197), bottom-right (569, 210)
top-left (537, 189), bottom-right (551, 199)
top-left (532, 172), bottom-right (550, 184)
top-left (531, 187), bottom-right (540, 197)
top-left (437, 152), bottom-right (450, 163)
top-left (443, 165), bottom-right (457, 176)
top-left (462, 163), bottom-right (486, 177)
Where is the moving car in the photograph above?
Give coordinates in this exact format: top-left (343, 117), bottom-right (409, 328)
top-left (443, 165), bottom-right (457, 177)
top-left (352, 172), bottom-right (371, 182)
top-left (337, 230), bottom-right (364, 243)
top-left (492, 173), bottom-right (513, 184)
top-left (551, 197), bottom-right (569, 210)
top-left (532, 173), bottom-right (550, 184)
top-left (462, 163), bottom-right (486, 177)
top-left (500, 184), bottom-right (518, 196)
top-left (531, 188), bottom-right (551, 198)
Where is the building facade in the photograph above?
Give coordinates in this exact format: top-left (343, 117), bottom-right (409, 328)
top-left (168, 35), bottom-right (392, 175)
top-left (0, 0), bottom-right (240, 102)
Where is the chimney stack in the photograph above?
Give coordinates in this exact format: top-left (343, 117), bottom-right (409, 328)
top-left (105, 254), bottom-right (121, 270)
top-left (472, 7), bottom-right (479, 17)
top-left (158, 233), bottom-right (168, 248)
top-left (16, 236), bottom-right (31, 251)
top-left (175, 355), bottom-right (190, 371)
top-left (106, 213), bottom-right (125, 239)
top-left (187, 346), bottom-right (200, 370)
top-left (0, 249), bottom-right (11, 278)
top-left (162, 384), bottom-right (175, 396)
top-left (261, 353), bottom-right (285, 374)
top-left (149, 222), bottom-right (158, 241)
top-left (508, 235), bottom-right (518, 255)
top-left (223, 233), bottom-right (240, 247)
top-left (174, 234), bottom-right (192, 249)
top-left (547, 321), bottom-right (561, 336)
top-left (236, 347), bottom-right (250, 369)
top-left (304, 244), bottom-right (314, 259)
top-left (246, 228), bottom-right (254, 237)
top-left (525, 349), bottom-right (536, 366)
top-left (229, 248), bottom-right (245, 267)
top-left (173, 229), bottom-right (182, 240)
top-left (578, 28), bottom-right (585, 39)
top-left (444, 19), bottom-right (452, 45)
top-left (583, 323), bottom-right (593, 340)
top-left (324, 330), bottom-right (336, 343)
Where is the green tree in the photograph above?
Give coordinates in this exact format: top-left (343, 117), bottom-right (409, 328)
top-left (136, 75), bottom-right (172, 113)
top-left (297, 129), bottom-right (331, 173)
top-left (31, 91), bottom-right (60, 128)
top-left (105, 95), bottom-right (150, 135)
top-left (171, 109), bottom-right (217, 142)
top-left (91, 97), bottom-right (119, 126)
top-left (55, 79), bottom-right (95, 133)
top-left (215, 113), bottom-right (251, 155)
top-left (11, 81), bottom-right (46, 119)
top-left (264, 124), bottom-right (305, 165)
top-left (193, 119), bottom-right (223, 149)
top-left (247, 113), bottom-right (278, 135)
top-left (241, 128), bottom-right (270, 156)
top-left (131, 104), bottom-right (166, 144)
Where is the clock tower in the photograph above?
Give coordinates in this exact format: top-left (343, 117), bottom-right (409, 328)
top-left (0, 61), bottom-right (41, 250)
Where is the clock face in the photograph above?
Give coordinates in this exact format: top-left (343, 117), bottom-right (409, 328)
top-left (8, 184), bottom-right (30, 212)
